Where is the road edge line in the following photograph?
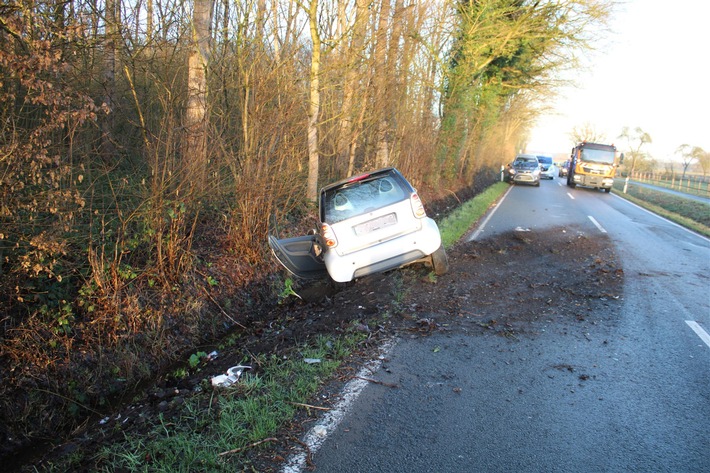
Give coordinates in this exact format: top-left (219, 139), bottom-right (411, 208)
top-left (281, 339), bottom-right (397, 473)
top-left (611, 193), bottom-right (710, 242)
top-left (467, 184), bottom-right (514, 241)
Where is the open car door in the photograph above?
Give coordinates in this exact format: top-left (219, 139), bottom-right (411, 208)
top-left (268, 234), bottom-right (328, 280)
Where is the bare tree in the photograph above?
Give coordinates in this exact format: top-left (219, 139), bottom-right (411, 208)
top-left (675, 144), bottom-right (696, 180)
top-left (569, 122), bottom-right (607, 144)
top-left (336, 0), bottom-right (369, 177)
top-left (618, 126), bottom-right (652, 176)
top-left (101, 0), bottom-right (118, 160)
top-left (694, 147), bottom-right (710, 177)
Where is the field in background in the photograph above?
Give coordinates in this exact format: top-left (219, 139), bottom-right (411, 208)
top-left (612, 180), bottom-right (710, 237)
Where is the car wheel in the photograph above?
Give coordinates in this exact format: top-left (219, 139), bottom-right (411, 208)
top-left (604, 188), bottom-right (611, 193)
top-left (430, 245), bottom-right (449, 276)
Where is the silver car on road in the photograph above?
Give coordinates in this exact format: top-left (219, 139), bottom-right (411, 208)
top-left (509, 154), bottom-right (541, 187)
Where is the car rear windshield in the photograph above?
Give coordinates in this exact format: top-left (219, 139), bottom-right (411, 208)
top-left (321, 171), bottom-right (409, 224)
top-left (537, 156), bottom-right (552, 164)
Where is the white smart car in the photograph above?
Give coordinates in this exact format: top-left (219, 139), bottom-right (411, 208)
top-left (269, 168), bottom-right (448, 282)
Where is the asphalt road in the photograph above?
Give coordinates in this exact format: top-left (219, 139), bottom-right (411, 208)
top-left (283, 178), bottom-right (710, 473)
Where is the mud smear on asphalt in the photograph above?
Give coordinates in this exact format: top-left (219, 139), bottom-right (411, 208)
top-left (20, 226), bottom-right (623, 472)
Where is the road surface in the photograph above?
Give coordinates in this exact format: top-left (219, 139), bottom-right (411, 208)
top-left (283, 178), bottom-right (710, 473)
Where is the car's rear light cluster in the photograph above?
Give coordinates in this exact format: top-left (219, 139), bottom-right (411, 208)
top-left (410, 192), bottom-right (426, 218)
top-left (321, 223), bottom-right (338, 248)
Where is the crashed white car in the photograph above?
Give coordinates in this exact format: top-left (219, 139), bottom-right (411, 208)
top-left (269, 168), bottom-right (448, 283)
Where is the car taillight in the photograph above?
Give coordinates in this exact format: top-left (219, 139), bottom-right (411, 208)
top-left (410, 192), bottom-right (426, 218)
top-left (321, 223), bottom-right (338, 248)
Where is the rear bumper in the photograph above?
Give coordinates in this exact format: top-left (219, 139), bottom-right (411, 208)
top-left (324, 217), bottom-right (441, 282)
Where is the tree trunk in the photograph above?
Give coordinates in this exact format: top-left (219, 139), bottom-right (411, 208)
top-left (184, 0), bottom-right (214, 194)
top-left (306, 0), bottom-right (321, 202)
top-left (337, 0), bottom-right (367, 177)
top-left (101, 0), bottom-right (117, 161)
top-left (373, 0), bottom-right (391, 168)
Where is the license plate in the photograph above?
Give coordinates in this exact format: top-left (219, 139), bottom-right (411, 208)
top-left (354, 213), bottom-right (397, 236)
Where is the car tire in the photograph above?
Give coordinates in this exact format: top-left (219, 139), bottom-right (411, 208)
top-left (430, 245), bottom-right (449, 276)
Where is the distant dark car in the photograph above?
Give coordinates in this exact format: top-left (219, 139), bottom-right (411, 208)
top-left (269, 167), bottom-right (448, 282)
top-left (509, 154), bottom-right (541, 187)
top-left (558, 160), bottom-right (570, 177)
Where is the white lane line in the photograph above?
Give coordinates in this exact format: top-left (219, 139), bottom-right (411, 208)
top-left (686, 321), bottom-right (710, 349)
top-left (468, 185), bottom-right (514, 241)
top-left (567, 192), bottom-right (575, 200)
top-left (588, 215), bottom-right (607, 233)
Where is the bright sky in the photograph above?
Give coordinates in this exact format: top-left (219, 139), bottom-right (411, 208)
top-left (526, 0), bottom-right (710, 162)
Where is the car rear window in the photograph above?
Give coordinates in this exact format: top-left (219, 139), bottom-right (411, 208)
top-left (322, 173), bottom-right (408, 224)
top-left (537, 156), bottom-right (552, 164)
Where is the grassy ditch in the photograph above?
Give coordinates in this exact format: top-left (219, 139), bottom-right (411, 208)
top-left (437, 182), bottom-right (510, 248)
top-left (611, 181), bottom-right (710, 237)
top-left (43, 333), bottom-right (367, 472)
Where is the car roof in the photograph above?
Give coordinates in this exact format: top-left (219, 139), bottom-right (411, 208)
top-left (320, 167), bottom-right (400, 193)
top-left (514, 154), bottom-right (538, 160)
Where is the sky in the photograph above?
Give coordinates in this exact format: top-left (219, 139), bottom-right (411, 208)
top-left (526, 0), bottom-right (710, 162)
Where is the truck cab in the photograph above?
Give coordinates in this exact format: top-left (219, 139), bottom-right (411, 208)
top-left (567, 142), bottom-right (623, 193)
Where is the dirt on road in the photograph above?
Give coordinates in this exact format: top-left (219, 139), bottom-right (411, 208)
top-left (20, 225), bottom-right (624, 472)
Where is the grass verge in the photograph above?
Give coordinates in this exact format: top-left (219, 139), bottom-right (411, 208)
top-left (437, 182), bottom-right (510, 248)
top-left (42, 333), bottom-right (366, 472)
top-left (612, 182), bottom-right (710, 238)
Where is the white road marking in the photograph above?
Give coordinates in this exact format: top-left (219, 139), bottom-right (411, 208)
top-left (686, 321), bottom-right (710, 349)
top-left (567, 193), bottom-right (575, 200)
top-left (468, 185), bottom-right (514, 241)
top-left (281, 340), bottom-right (396, 473)
top-left (588, 215), bottom-right (607, 233)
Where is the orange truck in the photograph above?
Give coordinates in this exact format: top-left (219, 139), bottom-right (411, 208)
top-left (567, 141), bottom-right (624, 193)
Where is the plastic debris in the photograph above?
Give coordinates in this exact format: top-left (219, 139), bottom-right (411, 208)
top-left (303, 358), bottom-right (321, 364)
top-left (211, 365), bottom-right (251, 388)
top-left (514, 226), bottom-right (531, 232)
top-left (207, 350), bottom-right (219, 361)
